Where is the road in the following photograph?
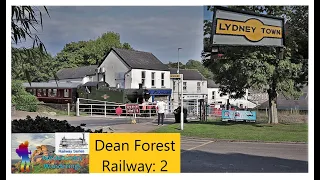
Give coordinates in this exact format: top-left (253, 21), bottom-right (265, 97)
top-left (181, 137), bottom-right (308, 173)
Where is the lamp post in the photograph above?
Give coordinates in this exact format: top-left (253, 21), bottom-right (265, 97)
top-left (177, 48), bottom-right (182, 106)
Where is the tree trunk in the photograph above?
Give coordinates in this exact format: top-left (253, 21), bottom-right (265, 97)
top-left (267, 89), bottom-right (278, 124)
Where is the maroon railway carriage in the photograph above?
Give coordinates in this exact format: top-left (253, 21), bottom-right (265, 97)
top-left (22, 82), bottom-right (81, 104)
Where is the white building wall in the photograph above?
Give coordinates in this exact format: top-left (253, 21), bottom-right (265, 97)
top-left (98, 50), bottom-right (129, 88)
top-left (207, 87), bottom-right (256, 108)
top-left (130, 69), bottom-right (170, 89)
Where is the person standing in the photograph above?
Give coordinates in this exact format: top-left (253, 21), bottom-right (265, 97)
top-left (156, 98), bottom-right (166, 126)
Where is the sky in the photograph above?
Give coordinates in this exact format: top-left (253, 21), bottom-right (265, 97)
top-left (203, 6), bottom-right (213, 20)
top-left (15, 6), bottom-right (204, 64)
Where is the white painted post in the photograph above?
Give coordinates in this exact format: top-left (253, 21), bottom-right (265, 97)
top-left (104, 102), bottom-right (106, 117)
top-left (76, 98), bottom-right (80, 116)
top-left (180, 74), bottom-right (184, 130)
top-left (196, 98), bottom-right (199, 116)
top-left (67, 103), bottom-right (70, 116)
top-left (90, 105), bottom-right (93, 116)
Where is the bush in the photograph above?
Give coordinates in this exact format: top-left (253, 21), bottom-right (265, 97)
top-left (12, 116), bottom-right (106, 133)
top-left (11, 80), bottom-right (38, 112)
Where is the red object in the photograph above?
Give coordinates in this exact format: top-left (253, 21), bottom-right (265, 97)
top-left (126, 104), bottom-right (140, 114)
top-left (116, 106), bottom-right (123, 116)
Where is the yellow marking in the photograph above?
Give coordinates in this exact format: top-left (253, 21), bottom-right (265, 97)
top-left (182, 141), bottom-right (213, 153)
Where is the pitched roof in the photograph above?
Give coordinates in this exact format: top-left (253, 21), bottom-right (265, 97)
top-left (22, 82), bottom-right (81, 89)
top-left (169, 68), bottom-right (206, 80)
top-left (207, 79), bottom-right (220, 88)
top-left (112, 48), bottom-right (169, 71)
top-left (56, 65), bottom-right (98, 79)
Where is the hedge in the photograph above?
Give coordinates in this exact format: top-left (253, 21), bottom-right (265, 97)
top-left (12, 116), bottom-right (106, 133)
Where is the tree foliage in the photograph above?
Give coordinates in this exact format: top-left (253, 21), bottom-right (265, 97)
top-left (55, 32), bottom-right (133, 67)
top-left (166, 59), bottom-right (213, 79)
top-left (11, 6), bottom-right (50, 84)
top-left (12, 80), bottom-right (39, 112)
top-left (12, 47), bottom-right (59, 82)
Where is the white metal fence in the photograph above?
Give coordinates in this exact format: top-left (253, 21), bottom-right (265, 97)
top-left (75, 98), bottom-right (203, 119)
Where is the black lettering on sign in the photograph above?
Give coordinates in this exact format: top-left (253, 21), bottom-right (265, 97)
top-left (232, 24), bottom-right (238, 31)
top-left (245, 26), bottom-right (250, 32)
top-left (219, 23), bottom-right (226, 30)
top-left (225, 24), bottom-right (231, 30)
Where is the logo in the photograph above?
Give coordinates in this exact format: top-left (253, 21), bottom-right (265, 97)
top-left (55, 133), bottom-right (90, 155)
top-left (102, 94), bottom-right (109, 99)
top-left (16, 141), bottom-right (32, 172)
top-left (215, 18), bottom-right (282, 42)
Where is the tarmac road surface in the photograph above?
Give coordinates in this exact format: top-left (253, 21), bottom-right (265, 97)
top-left (181, 137), bottom-right (308, 173)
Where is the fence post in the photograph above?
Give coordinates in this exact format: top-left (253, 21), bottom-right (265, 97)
top-left (67, 103), bottom-right (70, 116)
top-left (76, 98), bottom-right (80, 116)
top-left (104, 102), bottom-right (106, 117)
top-left (265, 107), bottom-right (268, 116)
top-left (90, 105), bottom-right (92, 116)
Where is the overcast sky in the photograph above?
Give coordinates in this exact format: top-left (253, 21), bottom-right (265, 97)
top-left (15, 6), bottom-right (204, 64)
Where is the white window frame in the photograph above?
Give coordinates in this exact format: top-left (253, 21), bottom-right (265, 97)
top-left (183, 82), bottom-right (187, 91)
top-left (197, 82), bottom-right (201, 93)
top-left (161, 73), bottom-right (165, 87)
top-left (212, 91), bottom-right (215, 99)
top-left (151, 72), bottom-right (155, 87)
top-left (141, 71), bottom-right (146, 86)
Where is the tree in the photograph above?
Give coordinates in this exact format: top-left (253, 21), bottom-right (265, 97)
top-left (185, 60), bottom-right (213, 79)
top-left (12, 80), bottom-right (39, 112)
top-left (203, 6), bottom-right (308, 124)
top-left (55, 32), bottom-right (133, 67)
top-left (11, 6), bottom-right (50, 83)
top-left (12, 47), bottom-right (59, 82)
top-left (166, 60), bottom-right (213, 79)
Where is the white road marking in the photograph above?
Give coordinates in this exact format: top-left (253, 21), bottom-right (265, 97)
top-left (181, 141), bottom-right (213, 153)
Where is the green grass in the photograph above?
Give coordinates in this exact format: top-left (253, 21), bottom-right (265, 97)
top-left (153, 120), bottom-right (308, 142)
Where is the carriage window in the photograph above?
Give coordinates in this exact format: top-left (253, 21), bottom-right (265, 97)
top-left (32, 89), bottom-right (36, 95)
top-left (42, 89), bottom-right (47, 96)
top-left (37, 89), bottom-right (42, 97)
top-left (64, 89), bottom-right (69, 97)
top-left (48, 89), bottom-right (57, 97)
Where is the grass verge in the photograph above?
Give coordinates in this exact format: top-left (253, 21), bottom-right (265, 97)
top-left (153, 120), bottom-right (308, 143)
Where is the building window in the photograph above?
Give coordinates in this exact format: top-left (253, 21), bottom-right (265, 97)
top-left (212, 91), bottom-right (215, 99)
top-left (173, 81), bottom-right (176, 91)
top-left (161, 73), bottom-right (165, 87)
top-left (64, 89), bottom-right (69, 98)
top-left (197, 82), bottom-right (201, 93)
top-left (183, 82), bottom-right (187, 90)
top-left (141, 71), bottom-right (146, 86)
top-left (151, 72), bottom-right (155, 87)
